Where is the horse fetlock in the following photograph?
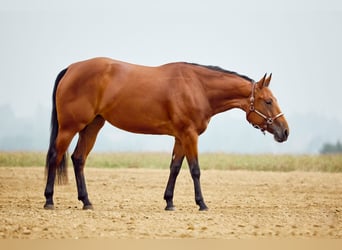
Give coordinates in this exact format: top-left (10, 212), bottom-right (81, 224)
top-left (198, 203), bottom-right (208, 211)
top-left (164, 199), bottom-right (175, 211)
top-left (79, 195), bottom-right (92, 208)
top-left (196, 199), bottom-right (208, 211)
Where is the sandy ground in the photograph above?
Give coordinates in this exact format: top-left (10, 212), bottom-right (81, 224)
top-left (0, 167), bottom-right (341, 239)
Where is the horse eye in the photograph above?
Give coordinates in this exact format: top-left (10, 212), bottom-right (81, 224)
top-left (265, 99), bottom-right (273, 105)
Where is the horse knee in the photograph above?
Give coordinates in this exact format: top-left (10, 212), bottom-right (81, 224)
top-left (190, 166), bottom-right (201, 179)
top-left (170, 163), bottom-right (182, 176)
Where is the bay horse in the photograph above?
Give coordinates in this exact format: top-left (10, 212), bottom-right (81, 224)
top-left (44, 57), bottom-right (289, 211)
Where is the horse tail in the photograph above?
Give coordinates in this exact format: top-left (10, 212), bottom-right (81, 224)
top-left (45, 68), bottom-right (69, 185)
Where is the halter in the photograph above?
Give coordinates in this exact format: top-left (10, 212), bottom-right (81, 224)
top-left (246, 83), bottom-right (284, 134)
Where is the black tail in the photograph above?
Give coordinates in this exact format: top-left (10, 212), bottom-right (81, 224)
top-left (45, 68), bottom-right (69, 185)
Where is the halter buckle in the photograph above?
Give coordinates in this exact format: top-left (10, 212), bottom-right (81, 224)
top-left (266, 118), bottom-right (274, 125)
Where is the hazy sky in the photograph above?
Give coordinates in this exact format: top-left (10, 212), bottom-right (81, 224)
top-left (1, 0), bottom-right (342, 153)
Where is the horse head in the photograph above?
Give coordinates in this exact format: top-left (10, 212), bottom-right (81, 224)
top-left (246, 74), bottom-right (289, 142)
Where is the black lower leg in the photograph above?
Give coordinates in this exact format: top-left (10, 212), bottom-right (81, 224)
top-left (190, 164), bottom-right (208, 211)
top-left (44, 171), bottom-right (56, 209)
top-left (164, 163), bottom-right (182, 210)
top-left (44, 155), bottom-right (57, 209)
top-left (72, 155), bottom-right (92, 209)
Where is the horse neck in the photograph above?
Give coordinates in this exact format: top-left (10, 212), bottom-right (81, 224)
top-left (204, 74), bottom-right (252, 116)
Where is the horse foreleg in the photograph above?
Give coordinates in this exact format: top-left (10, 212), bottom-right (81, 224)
top-left (164, 138), bottom-right (185, 211)
top-left (71, 116), bottom-right (105, 210)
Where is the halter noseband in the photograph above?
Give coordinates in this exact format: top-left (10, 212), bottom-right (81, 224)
top-left (247, 83), bottom-right (284, 134)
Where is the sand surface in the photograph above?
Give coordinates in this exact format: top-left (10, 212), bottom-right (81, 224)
top-left (0, 167), bottom-right (341, 239)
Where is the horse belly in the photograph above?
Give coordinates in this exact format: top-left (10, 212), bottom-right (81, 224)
top-left (102, 98), bottom-right (173, 135)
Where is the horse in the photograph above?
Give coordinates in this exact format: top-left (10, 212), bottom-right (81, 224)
top-left (44, 57), bottom-right (289, 211)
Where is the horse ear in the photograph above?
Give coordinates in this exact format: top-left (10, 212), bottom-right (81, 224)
top-left (265, 73), bottom-right (272, 87)
top-left (258, 73), bottom-right (267, 89)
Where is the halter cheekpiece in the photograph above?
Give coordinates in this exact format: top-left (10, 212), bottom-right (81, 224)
top-left (246, 82), bottom-right (284, 134)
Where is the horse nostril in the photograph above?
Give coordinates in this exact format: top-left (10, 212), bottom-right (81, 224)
top-left (284, 128), bottom-right (289, 138)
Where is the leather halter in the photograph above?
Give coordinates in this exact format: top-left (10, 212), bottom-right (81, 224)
top-left (246, 83), bottom-right (284, 134)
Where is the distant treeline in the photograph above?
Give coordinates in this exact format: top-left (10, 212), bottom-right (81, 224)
top-left (320, 141), bottom-right (342, 154)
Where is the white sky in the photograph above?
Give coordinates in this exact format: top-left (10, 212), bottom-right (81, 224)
top-left (1, 0), bottom-right (342, 120)
top-left (0, 0), bottom-right (342, 153)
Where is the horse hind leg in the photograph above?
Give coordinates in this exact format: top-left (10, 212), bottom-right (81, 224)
top-left (71, 115), bottom-right (105, 210)
top-left (164, 138), bottom-right (185, 211)
top-left (44, 129), bottom-right (76, 209)
top-left (180, 130), bottom-right (208, 211)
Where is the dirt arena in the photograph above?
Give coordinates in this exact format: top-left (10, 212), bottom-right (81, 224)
top-left (0, 167), bottom-right (341, 239)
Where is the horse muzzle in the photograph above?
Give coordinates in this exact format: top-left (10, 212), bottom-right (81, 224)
top-left (273, 124), bottom-right (289, 143)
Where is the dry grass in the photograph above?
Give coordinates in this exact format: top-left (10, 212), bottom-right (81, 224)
top-left (0, 152), bottom-right (341, 172)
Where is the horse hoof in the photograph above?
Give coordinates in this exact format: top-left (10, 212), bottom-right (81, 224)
top-left (165, 206), bottom-right (175, 211)
top-left (44, 204), bottom-right (55, 210)
top-left (199, 205), bottom-right (208, 211)
top-left (83, 204), bottom-right (94, 210)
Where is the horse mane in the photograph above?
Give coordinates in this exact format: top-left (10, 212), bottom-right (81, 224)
top-left (185, 62), bottom-right (254, 83)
